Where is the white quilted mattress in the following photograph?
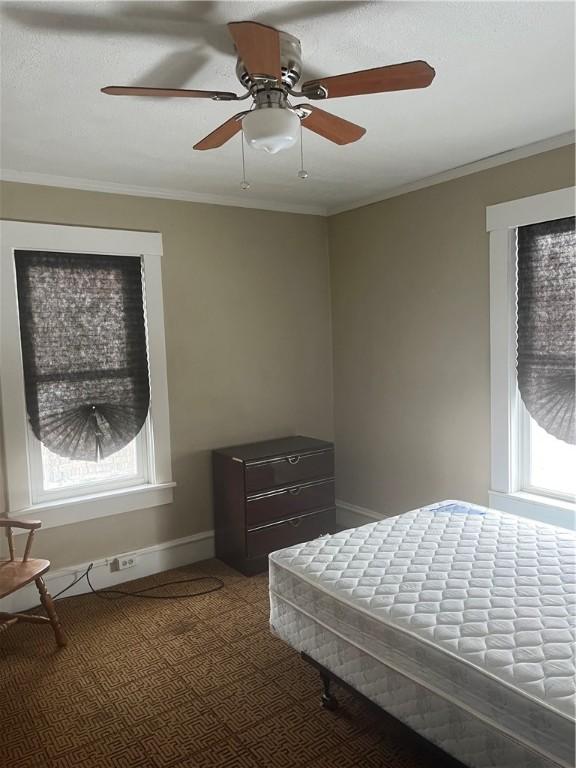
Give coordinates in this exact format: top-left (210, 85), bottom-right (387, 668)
top-left (269, 501), bottom-right (576, 767)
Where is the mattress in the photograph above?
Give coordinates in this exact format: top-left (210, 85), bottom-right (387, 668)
top-left (269, 500), bottom-right (576, 767)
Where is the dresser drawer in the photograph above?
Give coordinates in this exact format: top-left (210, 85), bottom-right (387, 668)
top-left (246, 479), bottom-right (334, 527)
top-left (245, 449), bottom-right (334, 493)
top-left (246, 509), bottom-right (334, 558)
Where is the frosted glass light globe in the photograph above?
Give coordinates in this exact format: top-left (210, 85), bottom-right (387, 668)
top-left (242, 108), bottom-right (300, 154)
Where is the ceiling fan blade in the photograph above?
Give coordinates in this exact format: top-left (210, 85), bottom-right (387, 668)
top-left (227, 21), bottom-right (282, 81)
top-left (101, 86), bottom-right (238, 100)
top-left (302, 60), bottom-right (435, 99)
top-left (301, 105), bottom-right (365, 145)
top-left (193, 113), bottom-right (246, 150)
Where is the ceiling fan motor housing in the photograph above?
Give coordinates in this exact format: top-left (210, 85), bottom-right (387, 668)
top-left (235, 31), bottom-right (302, 91)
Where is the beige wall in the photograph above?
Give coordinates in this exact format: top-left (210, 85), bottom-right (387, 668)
top-left (1, 143), bottom-right (573, 568)
top-left (0, 182), bottom-right (334, 568)
top-left (329, 144), bottom-right (575, 516)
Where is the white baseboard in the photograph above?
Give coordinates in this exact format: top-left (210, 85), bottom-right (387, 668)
top-left (3, 529), bottom-right (215, 614)
top-left (336, 499), bottom-right (387, 529)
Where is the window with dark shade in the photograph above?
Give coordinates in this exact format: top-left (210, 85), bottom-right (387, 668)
top-left (15, 251), bottom-right (150, 462)
top-left (517, 217), bottom-right (576, 446)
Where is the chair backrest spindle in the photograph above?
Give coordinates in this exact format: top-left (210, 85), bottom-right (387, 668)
top-left (6, 527), bottom-right (15, 561)
top-left (23, 530), bottom-right (35, 563)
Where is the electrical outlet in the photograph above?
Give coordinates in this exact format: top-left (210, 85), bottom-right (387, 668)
top-left (111, 555), bottom-right (137, 572)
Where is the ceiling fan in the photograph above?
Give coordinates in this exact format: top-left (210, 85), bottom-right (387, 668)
top-left (102, 21), bottom-right (435, 155)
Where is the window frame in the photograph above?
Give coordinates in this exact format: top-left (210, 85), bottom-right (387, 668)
top-left (0, 221), bottom-right (174, 533)
top-left (486, 186), bottom-right (576, 529)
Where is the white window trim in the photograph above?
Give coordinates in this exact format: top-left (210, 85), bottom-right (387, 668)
top-left (0, 221), bottom-right (175, 533)
top-left (486, 187), bottom-right (575, 530)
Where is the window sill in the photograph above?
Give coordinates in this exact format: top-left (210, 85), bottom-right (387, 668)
top-left (489, 490), bottom-right (575, 531)
top-left (10, 482), bottom-right (176, 534)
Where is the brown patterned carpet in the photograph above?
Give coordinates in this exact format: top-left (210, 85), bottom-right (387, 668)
top-left (0, 559), bottom-right (450, 768)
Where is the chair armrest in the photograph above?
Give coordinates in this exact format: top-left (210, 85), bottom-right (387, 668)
top-left (0, 518), bottom-right (42, 531)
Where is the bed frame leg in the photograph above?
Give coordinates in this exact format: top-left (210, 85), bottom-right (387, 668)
top-left (320, 670), bottom-right (339, 711)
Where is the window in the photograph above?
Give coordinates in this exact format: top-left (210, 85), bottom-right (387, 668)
top-left (0, 223), bottom-right (174, 531)
top-left (516, 216), bottom-right (576, 503)
top-left (14, 249), bottom-right (152, 504)
top-left (520, 407), bottom-right (575, 500)
top-left (38, 439), bottom-right (142, 495)
top-left (487, 187), bottom-right (576, 529)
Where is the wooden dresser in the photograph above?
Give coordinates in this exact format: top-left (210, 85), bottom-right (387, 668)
top-left (213, 436), bottom-right (335, 575)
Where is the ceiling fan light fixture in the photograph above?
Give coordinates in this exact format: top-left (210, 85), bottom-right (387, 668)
top-left (242, 108), bottom-right (300, 154)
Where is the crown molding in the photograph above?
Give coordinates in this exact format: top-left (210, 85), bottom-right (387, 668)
top-left (327, 131), bottom-right (576, 216)
top-left (0, 169), bottom-right (328, 217)
top-left (1, 132), bottom-right (573, 219)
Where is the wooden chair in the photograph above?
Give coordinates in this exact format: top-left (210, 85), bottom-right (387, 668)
top-left (0, 518), bottom-right (67, 647)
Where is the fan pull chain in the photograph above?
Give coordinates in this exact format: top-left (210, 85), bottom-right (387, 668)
top-left (240, 134), bottom-right (250, 191)
top-left (297, 120), bottom-right (309, 180)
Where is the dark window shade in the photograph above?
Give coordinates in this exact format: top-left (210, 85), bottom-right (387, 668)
top-left (15, 251), bottom-right (150, 461)
top-left (517, 217), bottom-right (575, 445)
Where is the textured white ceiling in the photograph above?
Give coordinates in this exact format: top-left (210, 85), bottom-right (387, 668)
top-left (1, 1), bottom-right (574, 214)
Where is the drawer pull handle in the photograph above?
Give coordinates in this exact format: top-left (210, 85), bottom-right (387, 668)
top-left (288, 486), bottom-right (302, 496)
top-left (287, 455), bottom-right (301, 465)
top-left (288, 517), bottom-right (302, 528)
